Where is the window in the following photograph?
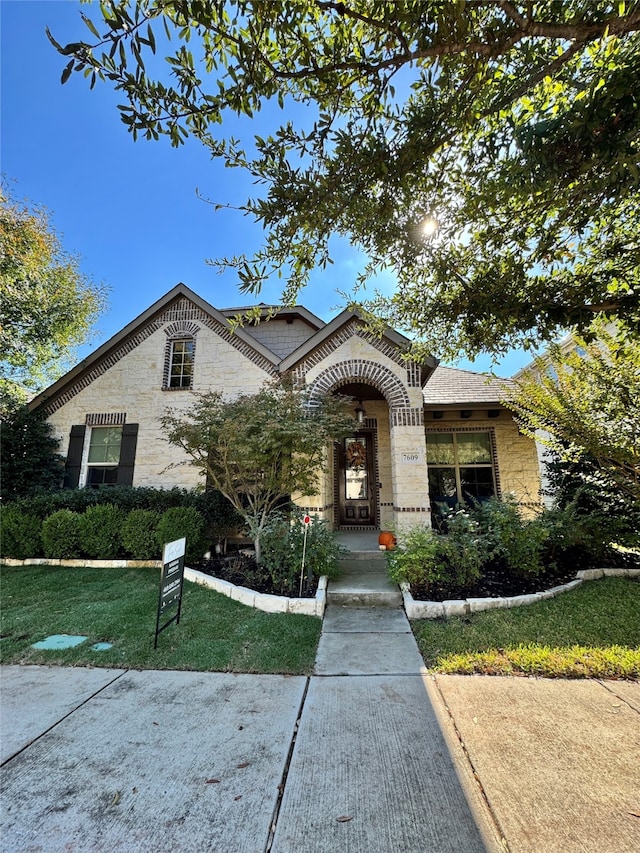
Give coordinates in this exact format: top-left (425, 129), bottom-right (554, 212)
top-left (63, 422), bottom-right (139, 489)
top-left (169, 339), bottom-right (195, 388)
top-left (426, 431), bottom-right (496, 518)
top-left (86, 426), bottom-right (122, 487)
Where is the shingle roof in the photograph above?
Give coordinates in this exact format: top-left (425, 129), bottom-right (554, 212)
top-left (422, 366), bottom-right (514, 406)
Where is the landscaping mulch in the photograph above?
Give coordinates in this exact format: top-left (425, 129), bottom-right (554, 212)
top-left (193, 555), bottom-right (319, 598)
top-left (408, 549), bottom-right (640, 602)
top-left (409, 563), bottom-right (578, 603)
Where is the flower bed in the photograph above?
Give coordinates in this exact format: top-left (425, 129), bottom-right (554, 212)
top-left (402, 567), bottom-right (640, 619)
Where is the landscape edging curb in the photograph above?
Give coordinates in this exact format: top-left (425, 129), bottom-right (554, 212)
top-left (401, 568), bottom-right (640, 619)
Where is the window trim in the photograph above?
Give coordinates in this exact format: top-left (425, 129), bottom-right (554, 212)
top-left (162, 321), bottom-right (200, 391)
top-left (64, 421), bottom-right (139, 488)
top-left (425, 427), bottom-right (500, 511)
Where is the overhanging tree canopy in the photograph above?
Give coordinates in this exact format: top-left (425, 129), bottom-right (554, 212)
top-left (51, 1), bottom-right (640, 357)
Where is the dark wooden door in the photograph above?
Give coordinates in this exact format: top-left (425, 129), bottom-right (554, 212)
top-left (338, 433), bottom-right (376, 527)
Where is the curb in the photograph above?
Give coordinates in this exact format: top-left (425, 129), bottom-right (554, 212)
top-left (184, 567), bottom-right (327, 617)
top-left (401, 567), bottom-right (640, 619)
top-left (0, 559), bottom-right (327, 618)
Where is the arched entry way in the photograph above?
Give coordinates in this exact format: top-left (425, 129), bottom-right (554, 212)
top-left (308, 360), bottom-right (410, 530)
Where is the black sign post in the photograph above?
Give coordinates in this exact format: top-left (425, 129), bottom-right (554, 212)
top-left (154, 537), bottom-right (186, 648)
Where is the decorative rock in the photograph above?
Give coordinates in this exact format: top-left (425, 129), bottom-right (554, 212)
top-left (576, 569), bottom-right (604, 580)
top-left (255, 593), bottom-right (288, 614)
top-left (405, 600), bottom-right (445, 620)
top-left (229, 585), bottom-right (256, 608)
top-left (506, 593), bottom-right (543, 609)
top-left (468, 597), bottom-right (505, 612)
top-left (442, 600), bottom-right (469, 617)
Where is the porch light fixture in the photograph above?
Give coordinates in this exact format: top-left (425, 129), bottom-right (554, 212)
top-left (355, 400), bottom-right (366, 424)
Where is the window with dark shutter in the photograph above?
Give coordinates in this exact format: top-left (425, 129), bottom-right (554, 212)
top-left (63, 425), bottom-right (86, 488)
top-left (117, 423), bottom-right (139, 486)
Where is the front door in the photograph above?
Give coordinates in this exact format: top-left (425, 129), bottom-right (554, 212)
top-left (338, 433), bottom-right (376, 527)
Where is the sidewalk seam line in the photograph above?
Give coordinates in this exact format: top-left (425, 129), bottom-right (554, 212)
top-left (432, 675), bottom-right (512, 853)
top-left (264, 675), bottom-right (310, 853)
top-left (595, 678), bottom-right (640, 714)
top-left (0, 669), bottom-right (128, 768)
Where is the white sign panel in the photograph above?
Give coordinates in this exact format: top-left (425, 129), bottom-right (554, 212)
top-left (163, 537), bottom-right (186, 563)
top-left (401, 452), bottom-right (423, 465)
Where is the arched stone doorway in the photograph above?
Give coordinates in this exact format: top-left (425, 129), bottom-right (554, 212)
top-left (307, 360), bottom-right (410, 530)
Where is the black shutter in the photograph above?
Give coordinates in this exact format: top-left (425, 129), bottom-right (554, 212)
top-left (117, 423), bottom-right (139, 486)
top-left (64, 425), bottom-right (86, 488)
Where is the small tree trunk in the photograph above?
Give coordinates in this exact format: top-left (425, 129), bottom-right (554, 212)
top-left (254, 535), bottom-right (261, 566)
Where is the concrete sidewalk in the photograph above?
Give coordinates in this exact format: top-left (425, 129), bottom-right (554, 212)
top-left (1, 612), bottom-right (639, 852)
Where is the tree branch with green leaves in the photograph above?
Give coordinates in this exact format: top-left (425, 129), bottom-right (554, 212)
top-left (50, 1), bottom-right (640, 358)
top-left (1, 186), bottom-right (108, 399)
top-left (505, 323), bottom-right (640, 501)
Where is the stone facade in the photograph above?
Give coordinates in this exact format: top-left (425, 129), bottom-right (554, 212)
top-left (31, 284), bottom-right (542, 529)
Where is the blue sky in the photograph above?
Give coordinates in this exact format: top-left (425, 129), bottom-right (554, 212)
top-left (1, 0), bottom-right (532, 376)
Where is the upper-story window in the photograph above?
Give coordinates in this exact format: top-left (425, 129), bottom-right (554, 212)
top-left (169, 339), bottom-right (195, 388)
top-left (162, 322), bottom-right (200, 391)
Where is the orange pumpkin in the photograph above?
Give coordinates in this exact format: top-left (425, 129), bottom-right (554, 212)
top-left (378, 531), bottom-right (396, 550)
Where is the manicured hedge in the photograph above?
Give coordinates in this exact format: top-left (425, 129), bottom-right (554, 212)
top-left (1, 486), bottom-right (242, 561)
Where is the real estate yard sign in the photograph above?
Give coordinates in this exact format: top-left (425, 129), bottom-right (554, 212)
top-left (154, 537), bottom-right (186, 648)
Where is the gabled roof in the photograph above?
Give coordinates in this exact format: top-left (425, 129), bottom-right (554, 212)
top-left (279, 307), bottom-right (438, 373)
top-left (29, 283), bottom-right (280, 411)
top-left (218, 303), bottom-right (325, 331)
top-left (422, 366), bottom-right (513, 406)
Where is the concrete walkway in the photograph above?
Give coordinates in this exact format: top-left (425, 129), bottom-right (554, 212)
top-left (271, 604), bottom-right (498, 852)
top-left (1, 542), bottom-right (639, 852)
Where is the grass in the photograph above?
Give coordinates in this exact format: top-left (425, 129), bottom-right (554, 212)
top-left (413, 577), bottom-right (640, 679)
top-left (0, 565), bottom-right (322, 674)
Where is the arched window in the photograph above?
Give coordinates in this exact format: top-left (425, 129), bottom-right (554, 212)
top-left (162, 322), bottom-right (200, 390)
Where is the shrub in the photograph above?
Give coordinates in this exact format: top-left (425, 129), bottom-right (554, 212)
top-left (191, 490), bottom-right (243, 546)
top-left (388, 513), bottom-right (485, 593)
top-left (543, 452), bottom-right (640, 566)
top-left (387, 525), bottom-right (443, 588)
top-left (470, 496), bottom-right (549, 577)
top-left (0, 403), bottom-right (64, 501)
top-left (121, 509), bottom-right (161, 559)
top-left (8, 485), bottom-right (194, 519)
top-left (41, 509), bottom-right (82, 559)
top-left (156, 506), bottom-right (207, 562)
top-left (79, 504), bottom-right (125, 559)
top-left (0, 507), bottom-right (43, 559)
top-left (438, 509), bottom-right (489, 587)
top-left (260, 513), bottom-right (344, 594)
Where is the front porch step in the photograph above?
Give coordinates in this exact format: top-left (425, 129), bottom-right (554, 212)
top-left (327, 571), bottom-right (402, 608)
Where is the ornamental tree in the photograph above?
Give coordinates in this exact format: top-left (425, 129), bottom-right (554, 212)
top-left (1, 187), bottom-right (108, 395)
top-left (160, 380), bottom-right (354, 562)
top-left (505, 323), bottom-right (640, 501)
top-left (50, 1), bottom-right (640, 358)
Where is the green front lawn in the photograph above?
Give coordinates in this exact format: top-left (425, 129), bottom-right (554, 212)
top-left (0, 565), bottom-right (321, 674)
top-left (413, 577), bottom-right (640, 678)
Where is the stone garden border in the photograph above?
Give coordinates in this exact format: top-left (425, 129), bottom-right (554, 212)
top-left (401, 567), bottom-right (640, 620)
top-left (0, 559), bottom-right (327, 618)
top-left (184, 567), bottom-right (327, 617)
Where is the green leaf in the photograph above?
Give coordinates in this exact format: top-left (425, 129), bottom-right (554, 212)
top-left (61, 60), bottom-right (74, 85)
